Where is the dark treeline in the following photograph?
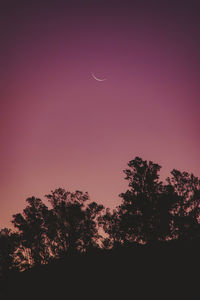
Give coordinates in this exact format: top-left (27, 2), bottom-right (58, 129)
top-left (1, 157), bottom-right (200, 297)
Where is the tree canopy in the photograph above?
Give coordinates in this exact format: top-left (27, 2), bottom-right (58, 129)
top-left (1, 156), bottom-right (200, 275)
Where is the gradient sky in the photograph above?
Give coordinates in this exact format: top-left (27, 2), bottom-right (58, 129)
top-left (1, 0), bottom-right (200, 229)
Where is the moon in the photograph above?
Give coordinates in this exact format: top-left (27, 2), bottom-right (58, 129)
top-left (91, 72), bottom-right (106, 82)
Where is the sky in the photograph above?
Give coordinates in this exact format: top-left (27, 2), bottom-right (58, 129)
top-left (0, 0), bottom-right (200, 229)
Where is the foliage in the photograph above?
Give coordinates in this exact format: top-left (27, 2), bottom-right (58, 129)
top-left (100, 157), bottom-right (200, 245)
top-left (1, 156), bottom-right (200, 274)
top-left (0, 228), bottom-right (19, 276)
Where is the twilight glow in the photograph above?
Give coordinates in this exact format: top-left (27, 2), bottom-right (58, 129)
top-left (0, 1), bottom-right (200, 228)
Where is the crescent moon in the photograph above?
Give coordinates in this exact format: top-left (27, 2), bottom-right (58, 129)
top-left (91, 72), bottom-right (106, 82)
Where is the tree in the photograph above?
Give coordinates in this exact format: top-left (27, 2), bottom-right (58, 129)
top-left (45, 188), bottom-right (104, 255)
top-left (98, 208), bottom-right (123, 249)
top-left (0, 228), bottom-right (19, 276)
top-left (10, 188), bottom-right (104, 270)
top-left (12, 197), bottom-right (50, 268)
top-left (80, 201), bottom-right (104, 251)
top-left (167, 169), bottom-right (200, 240)
top-left (117, 157), bottom-right (173, 244)
top-left (4, 159), bottom-right (200, 274)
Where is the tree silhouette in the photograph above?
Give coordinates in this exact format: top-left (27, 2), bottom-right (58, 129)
top-left (10, 189), bottom-right (104, 269)
top-left (45, 188), bottom-right (104, 255)
top-left (1, 155), bottom-right (200, 295)
top-left (99, 157), bottom-right (200, 246)
top-left (167, 169), bottom-right (200, 240)
top-left (12, 197), bottom-right (50, 268)
top-left (81, 201), bottom-right (104, 251)
top-left (117, 157), bottom-right (171, 244)
top-left (98, 208), bottom-right (123, 248)
top-left (0, 228), bottom-right (19, 277)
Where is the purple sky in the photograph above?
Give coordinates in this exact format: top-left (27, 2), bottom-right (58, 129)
top-left (1, 0), bottom-right (200, 228)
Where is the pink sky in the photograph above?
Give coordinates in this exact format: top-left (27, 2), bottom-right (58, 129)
top-left (1, 1), bottom-right (200, 228)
